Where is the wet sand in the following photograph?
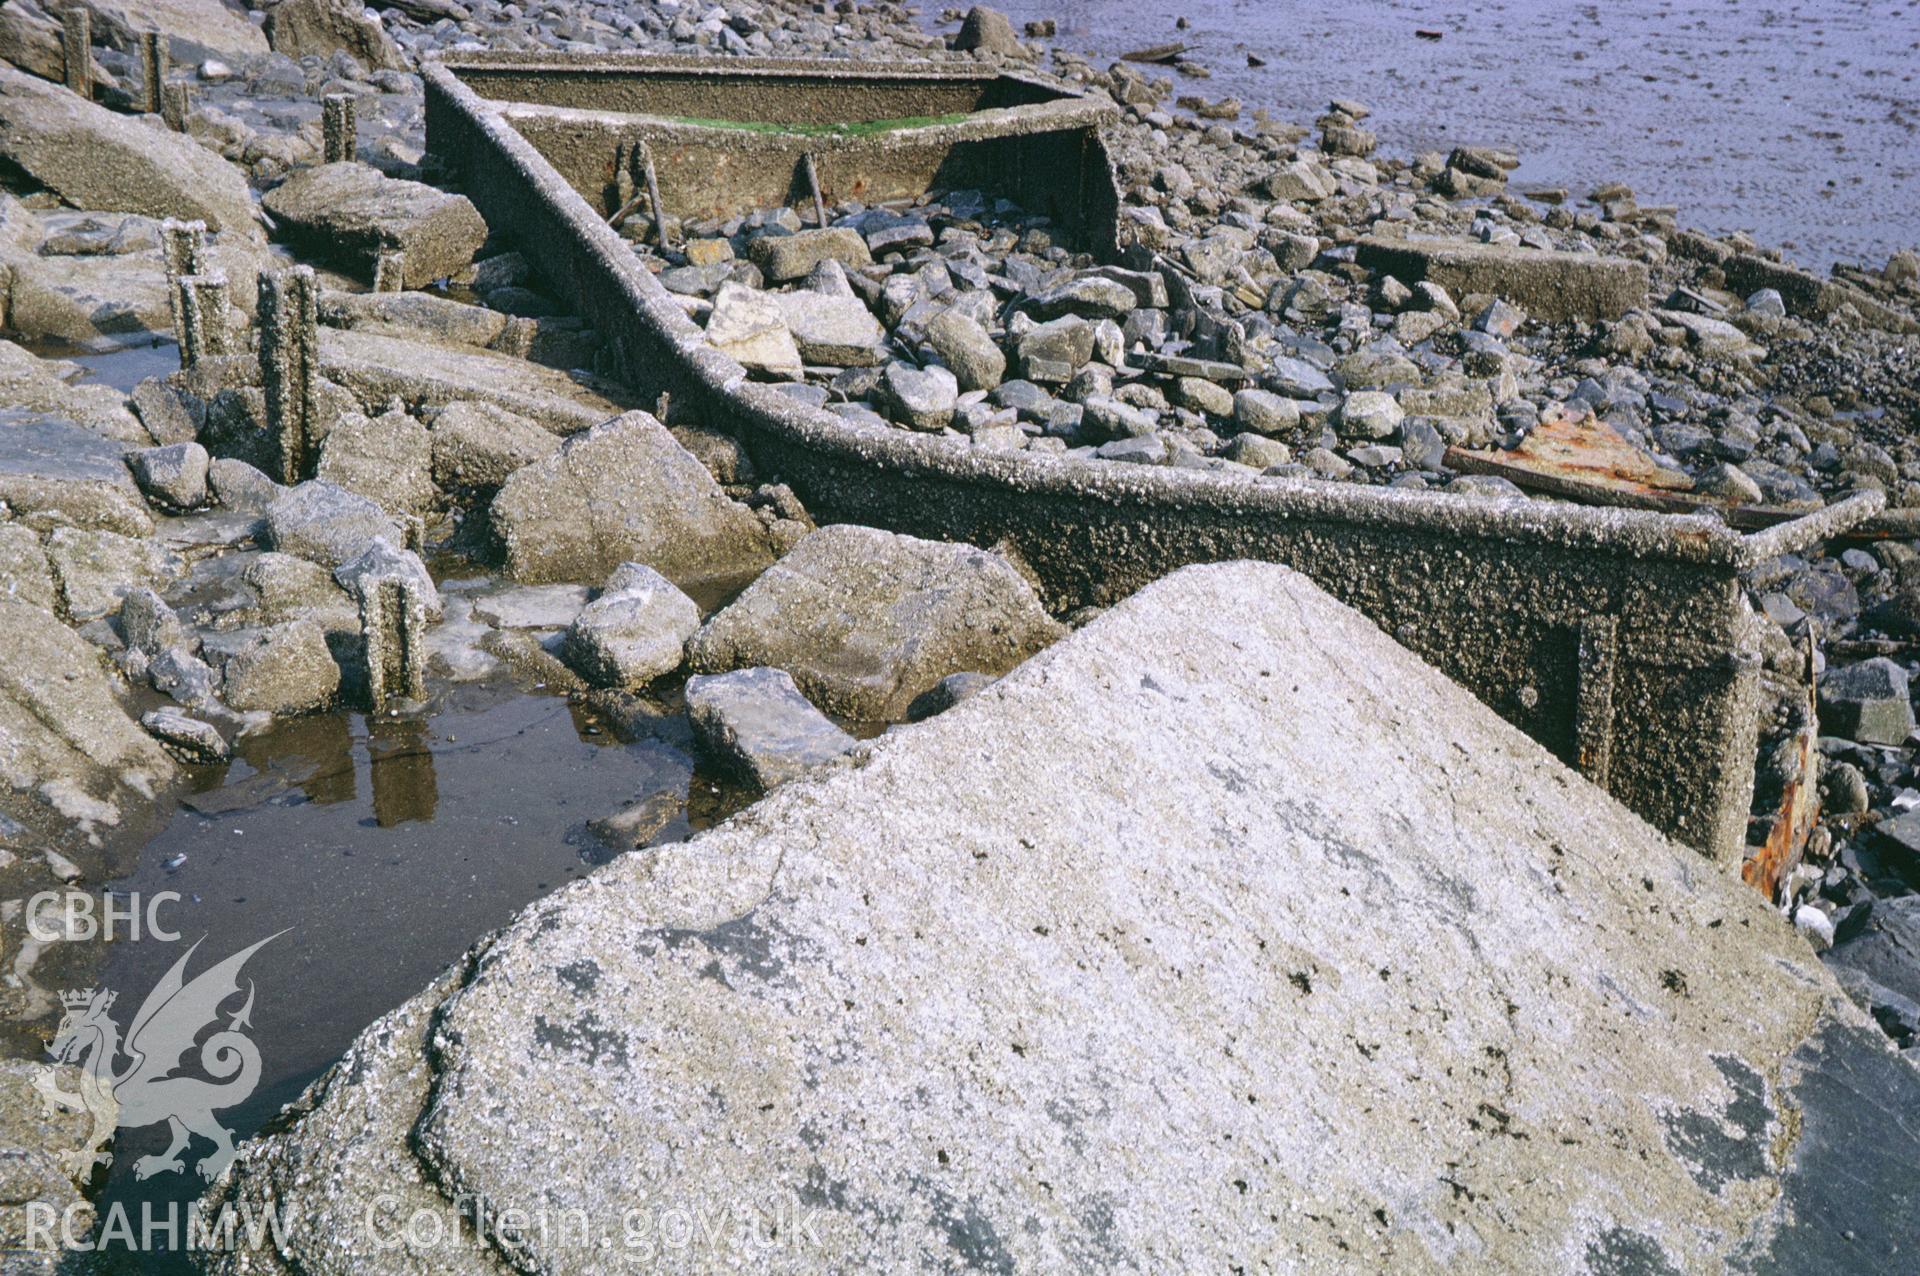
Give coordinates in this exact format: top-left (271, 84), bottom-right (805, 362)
top-left (967, 0), bottom-right (1920, 271)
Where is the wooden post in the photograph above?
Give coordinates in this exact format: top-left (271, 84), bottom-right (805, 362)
top-left (802, 153), bottom-right (828, 228)
top-left (322, 94), bottom-right (357, 164)
top-left (139, 31), bottom-right (166, 116)
top-left (161, 82), bottom-right (191, 132)
top-left (638, 142), bottom-right (669, 250)
top-left (60, 7), bottom-right (90, 100)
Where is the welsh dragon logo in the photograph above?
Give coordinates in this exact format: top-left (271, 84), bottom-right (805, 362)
top-left (36, 934), bottom-right (281, 1183)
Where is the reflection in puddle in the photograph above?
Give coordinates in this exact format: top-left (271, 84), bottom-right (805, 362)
top-left (367, 719), bottom-right (436, 827)
top-left (90, 679), bottom-right (751, 1271)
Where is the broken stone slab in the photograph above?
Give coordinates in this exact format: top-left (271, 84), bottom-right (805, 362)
top-left (1355, 236), bottom-right (1650, 322)
top-left (1720, 252), bottom-right (1919, 335)
top-left (0, 415), bottom-right (152, 535)
top-left (0, 64), bottom-right (259, 239)
top-left (139, 706), bottom-right (228, 764)
top-left (262, 163), bottom-right (486, 289)
top-left (319, 328), bottom-right (626, 435)
top-left (262, 0), bottom-right (404, 73)
top-left (1818, 657), bottom-right (1916, 747)
top-left (469, 584), bottom-right (589, 631)
top-left (0, 523), bottom-right (56, 612)
top-left (45, 526), bottom-right (183, 621)
top-left (491, 411), bottom-right (775, 588)
top-left (0, 597), bottom-right (174, 850)
top-left (561, 562), bottom-right (699, 689)
top-left (426, 400), bottom-right (560, 489)
top-left (0, 340), bottom-right (146, 444)
top-left (687, 524), bottom-right (1066, 721)
top-left (880, 360), bottom-right (958, 432)
top-left (703, 280), bottom-right (803, 379)
top-left (204, 619), bottom-right (341, 714)
top-left (205, 562), bottom-right (1920, 1273)
top-left (770, 288), bottom-right (887, 367)
top-left (317, 289), bottom-right (513, 351)
top-left (264, 479), bottom-right (409, 571)
top-left (67, 0), bottom-right (267, 61)
top-left (685, 665), bottom-right (858, 789)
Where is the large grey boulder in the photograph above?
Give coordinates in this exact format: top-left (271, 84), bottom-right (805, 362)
top-left (205, 620), bottom-right (340, 714)
top-left (427, 401), bottom-right (560, 490)
top-left (201, 563), bottom-right (1920, 1274)
top-left (315, 406), bottom-right (436, 517)
top-left (491, 411), bottom-right (774, 587)
top-left (686, 524), bottom-right (1066, 721)
top-left (0, 339), bottom-right (146, 445)
top-left (65, 0), bottom-right (269, 61)
top-left (0, 415), bottom-right (152, 536)
top-left (0, 65), bottom-right (259, 238)
top-left (560, 563), bottom-right (699, 689)
top-left (262, 0), bottom-right (404, 71)
top-left (951, 4), bottom-right (1026, 57)
top-left (0, 598), bottom-right (175, 848)
top-left (685, 665), bottom-right (858, 789)
top-left (126, 441), bottom-right (210, 512)
top-left (0, 1058), bottom-right (112, 1274)
top-left (1817, 657), bottom-right (1916, 747)
top-left (264, 480), bottom-right (408, 570)
top-left (747, 227), bottom-right (871, 283)
top-left (924, 308), bottom-right (1006, 392)
top-left (262, 163), bottom-right (485, 289)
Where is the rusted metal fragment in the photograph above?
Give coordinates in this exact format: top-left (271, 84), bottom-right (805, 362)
top-left (1744, 640), bottom-right (1821, 902)
top-left (1452, 404), bottom-right (1693, 495)
top-left (1446, 405), bottom-right (1833, 530)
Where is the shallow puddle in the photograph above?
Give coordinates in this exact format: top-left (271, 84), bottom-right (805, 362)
top-left (79, 678), bottom-right (743, 1268)
top-left (7, 333), bottom-right (182, 392)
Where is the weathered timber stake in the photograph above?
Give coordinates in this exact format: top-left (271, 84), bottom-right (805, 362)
top-left (357, 571), bottom-right (429, 710)
top-left (372, 249), bottom-right (407, 292)
top-left (160, 82), bottom-right (191, 132)
top-left (639, 142), bottom-right (668, 249)
top-left (139, 31), bottom-right (166, 116)
top-left (322, 94), bottom-right (357, 164)
top-left (174, 274), bottom-right (232, 369)
top-left (60, 8), bottom-right (90, 99)
top-left (802, 152), bottom-right (827, 228)
top-left (160, 219), bottom-right (208, 280)
top-left (259, 267), bottom-right (321, 485)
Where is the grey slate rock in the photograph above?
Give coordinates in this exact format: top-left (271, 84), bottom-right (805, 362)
top-left (685, 666), bottom-right (857, 789)
top-left (1818, 658), bottom-right (1915, 747)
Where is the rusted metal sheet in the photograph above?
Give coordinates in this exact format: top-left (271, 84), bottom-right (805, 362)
top-left (1449, 403), bottom-right (1692, 495)
top-left (1743, 640), bottom-right (1822, 902)
top-left (1446, 404), bottom-right (1830, 529)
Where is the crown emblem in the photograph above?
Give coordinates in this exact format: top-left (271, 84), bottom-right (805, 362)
top-left (60, 988), bottom-right (113, 1012)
